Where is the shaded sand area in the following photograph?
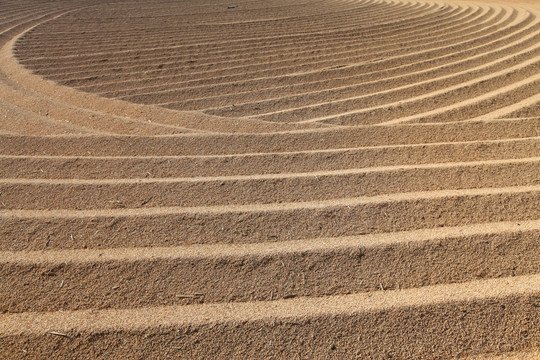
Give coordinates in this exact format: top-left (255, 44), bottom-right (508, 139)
top-left (0, 0), bottom-right (538, 358)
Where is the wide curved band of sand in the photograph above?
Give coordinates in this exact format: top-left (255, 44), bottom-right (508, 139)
top-left (1, 274), bottom-right (539, 335)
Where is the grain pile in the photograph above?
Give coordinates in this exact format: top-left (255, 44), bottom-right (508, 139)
top-left (0, 0), bottom-right (539, 358)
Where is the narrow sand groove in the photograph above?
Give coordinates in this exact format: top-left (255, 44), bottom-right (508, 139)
top-left (2, 156), bottom-right (538, 183)
top-left (88, 10), bottom-right (508, 89)
top-left (245, 46), bottom-right (540, 123)
top-left (1, 158), bottom-right (538, 210)
top-left (375, 69), bottom-right (540, 125)
top-left (3, 184), bottom-right (540, 218)
top-left (162, 20), bottom-right (540, 112)
top-left (0, 275), bottom-right (539, 359)
top-left (1, 226), bottom-right (539, 312)
top-left (1, 187), bottom-right (539, 252)
top-left (37, 5), bottom-right (473, 80)
top-left (17, 2), bottom-right (412, 61)
top-left (88, 7), bottom-right (524, 77)
top-left (2, 219), bottom-right (538, 265)
top-left (18, 2), bottom-right (432, 56)
top-left (0, 0), bottom-right (539, 358)
top-left (0, 117), bottom-right (538, 156)
top-left (59, 9), bottom-right (522, 92)
top-left (28, 5), bottom-right (478, 74)
top-left (1, 136), bottom-right (538, 179)
top-left (16, 2), bottom-right (420, 59)
top-left (99, 11), bottom-right (531, 100)
top-left (2, 275), bottom-right (540, 331)
top-left (0, 51), bottom-right (329, 134)
top-left (1, 274), bottom-right (539, 332)
top-left (128, 27), bottom-right (537, 108)
top-left (24, 2), bottom-right (439, 58)
top-left (131, 17), bottom-right (538, 107)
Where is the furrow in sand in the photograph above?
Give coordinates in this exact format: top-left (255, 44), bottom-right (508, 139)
top-left (21, 5), bottom-right (387, 48)
top-left (0, 274), bottom-right (538, 359)
top-left (0, 137), bottom-right (538, 179)
top-left (0, 71), bottom-right (192, 136)
top-left (26, 4), bottom-right (477, 74)
top-left (0, 98), bottom-right (95, 135)
top-left (121, 12), bottom-right (530, 109)
top-left (398, 77), bottom-right (540, 125)
top-left (14, 1), bottom-right (420, 62)
top-left (15, 5), bottom-right (417, 59)
top-left (84, 6), bottom-right (464, 51)
top-left (294, 56), bottom-right (540, 125)
top-left (86, 7), bottom-right (522, 98)
top-left (23, 1), bottom-right (422, 38)
top-left (1, 37), bottom-right (324, 135)
top-left (16, 1), bottom-right (436, 57)
top-left (36, 5), bottom-right (474, 80)
top-left (55, 7), bottom-right (517, 90)
top-left (228, 41), bottom-right (540, 122)
top-left (1, 185), bottom-right (539, 250)
top-left (43, 6), bottom-right (496, 87)
top-left (1, 220), bottom-right (539, 313)
top-left (502, 99), bottom-right (540, 119)
top-left (467, 91), bottom-right (540, 122)
top-left (18, 1), bottom-right (372, 43)
top-left (1, 26), bottom-right (334, 135)
top-left (24, 2), bottom-right (448, 68)
top-left (0, 92), bottom-right (180, 136)
top-left (0, 12), bottom-right (64, 39)
top-left (17, 1), bottom-right (387, 42)
top-left (0, 158), bottom-right (538, 210)
top-left (0, 118), bottom-right (537, 156)
top-left (162, 11), bottom-right (532, 113)
top-left (80, 8), bottom-right (530, 98)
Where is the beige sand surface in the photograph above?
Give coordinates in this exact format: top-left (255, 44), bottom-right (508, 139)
top-left (0, 0), bottom-right (538, 358)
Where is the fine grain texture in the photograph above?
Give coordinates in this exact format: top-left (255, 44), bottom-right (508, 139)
top-left (0, 0), bottom-right (539, 358)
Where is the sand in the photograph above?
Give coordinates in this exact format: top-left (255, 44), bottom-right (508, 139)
top-left (0, 0), bottom-right (539, 358)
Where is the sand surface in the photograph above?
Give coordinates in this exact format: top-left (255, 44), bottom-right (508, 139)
top-left (0, 0), bottom-right (539, 358)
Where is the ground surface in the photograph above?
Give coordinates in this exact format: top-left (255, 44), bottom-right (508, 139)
top-left (0, 0), bottom-right (539, 358)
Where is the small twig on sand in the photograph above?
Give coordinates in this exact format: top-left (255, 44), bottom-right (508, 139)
top-left (379, 283), bottom-right (385, 291)
top-left (47, 331), bottom-right (71, 339)
top-left (176, 293), bottom-right (204, 299)
top-left (111, 136), bottom-right (129, 143)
